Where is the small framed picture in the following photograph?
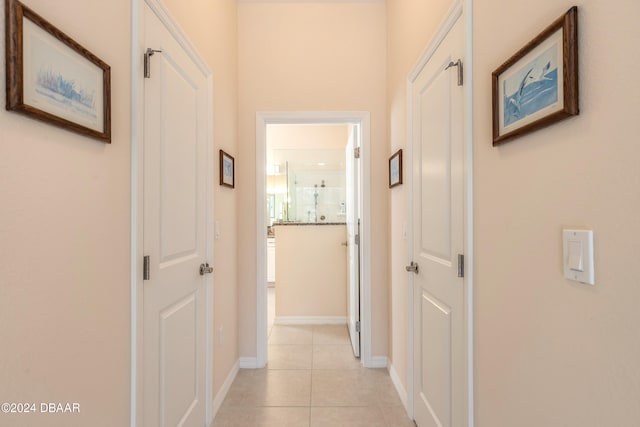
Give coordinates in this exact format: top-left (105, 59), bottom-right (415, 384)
top-left (492, 6), bottom-right (579, 146)
top-left (389, 149), bottom-right (403, 188)
top-left (5, 0), bottom-right (111, 142)
top-left (219, 150), bottom-right (235, 188)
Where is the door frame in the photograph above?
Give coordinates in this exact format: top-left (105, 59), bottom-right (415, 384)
top-left (405, 1), bottom-right (474, 425)
top-left (130, 0), bottom-right (215, 425)
top-left (255, 111), bottom-right (374, 368)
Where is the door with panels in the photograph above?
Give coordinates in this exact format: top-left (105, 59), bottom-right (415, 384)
top-left (410, 15), bottom-right (467, 427)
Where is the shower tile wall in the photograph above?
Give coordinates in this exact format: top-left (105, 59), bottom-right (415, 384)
top-left (290, 170), bottom-right (346, 223)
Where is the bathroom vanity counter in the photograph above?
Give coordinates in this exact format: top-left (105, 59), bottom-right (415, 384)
top-left (273, 224), bottom-right (347, 322)
top-left (272, 221), bottom-right (346, 226)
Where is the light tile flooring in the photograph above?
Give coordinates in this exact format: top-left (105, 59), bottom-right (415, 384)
top-left (213, 289), bottom-right (414, 427)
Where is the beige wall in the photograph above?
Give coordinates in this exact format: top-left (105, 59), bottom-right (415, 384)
top-left (274, 225), bottom-right (347, 318)
top-left (238, 1), bottom-right (388, 358)
top-left (386, 0), bottom-right (455, 398)
top-left (389, 0), bottom-right (640, 424)
top-left (163, 0), bottom-right (239, 401)
top-left (0, 0), bottom-right (132, 425)
top-left (267, 124), bottom-right (350, 151)
top-left (474, 0), bottom-right (640, 424)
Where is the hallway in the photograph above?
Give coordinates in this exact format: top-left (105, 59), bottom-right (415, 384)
top-left (212, 321), bottom-right (413, 426)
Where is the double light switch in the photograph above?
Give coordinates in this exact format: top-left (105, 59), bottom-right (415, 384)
top-left (563, 229), bottom-right (594, 285)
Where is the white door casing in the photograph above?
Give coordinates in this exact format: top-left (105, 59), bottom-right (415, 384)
top-left (134, 1), bottom-right (214, 426)
top-left (345, 125), bottom-right (361, 358)
top-left (255, 112), bottom-right (373, 368)
top-left (408, 10), bottom-right (470, 427)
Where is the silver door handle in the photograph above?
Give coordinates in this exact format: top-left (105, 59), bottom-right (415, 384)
top-left (405, 261), bottom-right (419, 274)
top-left (199, 262), bottom-right (213, 275)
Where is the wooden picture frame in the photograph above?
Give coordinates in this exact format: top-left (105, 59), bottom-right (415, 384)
top-left (389, 149), bottom-right (403, 188)
top-left (219, 149), bottom-right (235, 188)
top-left (5, 0), bottom-right (111, 142)
top-left (492, 6), bottom-right (578, 146)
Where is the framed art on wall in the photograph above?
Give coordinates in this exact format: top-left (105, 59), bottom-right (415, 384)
top-left (5, 0), bottom-right (111, 142)
top-left (219, 149), bottom-right (235, 188)
top-left (389, 149), bottom-right (402, 188)
top-left (492, 6), bottom-right (578, 146)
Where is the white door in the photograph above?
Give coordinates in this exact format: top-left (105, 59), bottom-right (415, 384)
top-left (143, 4), bottom-right (211, 427)
top-left (345, 126), bottom-right (360, 357)
top-left (411, 17), bottom-right (466, 427)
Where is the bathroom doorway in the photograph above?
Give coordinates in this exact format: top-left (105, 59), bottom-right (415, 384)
top-left (255, 112), bottom-right (372, 368)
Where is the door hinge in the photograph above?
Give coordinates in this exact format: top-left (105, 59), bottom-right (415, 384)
top-left (355, 233), bottom-right (360, 246)
top-left (200, 262), bottom-right (213, 276)
top-left (355, 321), bottom-right (361, 333)
top-left (144, 48), bottom-right (162, 78)
top-left (143, 255), bottom-right (150, 281)
top-left (354, 147), bottom-right (361, 159)
top-left (445, 59), bottom-right (463, 86)
top-left (457, 254), bottom-right (464, 278)
top-left (405, 261), bottom-right (419, 274)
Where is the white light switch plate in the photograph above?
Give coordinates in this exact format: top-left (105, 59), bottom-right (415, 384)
top-left (563, 229), bottom-right (594, 285)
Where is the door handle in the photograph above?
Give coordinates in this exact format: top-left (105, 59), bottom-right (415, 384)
top-left (405, 261), bottom-right (419, 274)
top-left (199, 262), bottom-right (213, 275)
top-left (341, 241), bottom-right (348, 247)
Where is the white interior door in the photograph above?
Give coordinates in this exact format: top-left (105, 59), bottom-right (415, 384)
top-left (345, 126), bottom-right (360, 357)
top-left (411, 17), bottom-right (466, 427)
top-left (143, 4), bottom-right (211, 426)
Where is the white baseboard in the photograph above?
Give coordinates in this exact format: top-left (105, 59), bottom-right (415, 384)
top-left (274, 316), bottom-right (347, 325)
top-left (211, 359), bottom-right (239, 421)
top-left (367, 356), bottom-right (388, 368)
top-left (389, 362), bottom-right (409, 410)
top-left (239, 357), bottom-right (258, 369)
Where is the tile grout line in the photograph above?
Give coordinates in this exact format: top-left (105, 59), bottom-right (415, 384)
top-left (309, 325), bottom-right (315, 427)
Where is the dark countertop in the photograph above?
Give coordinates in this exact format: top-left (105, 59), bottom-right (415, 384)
top-left (272, 222), bottom-right (346, 226)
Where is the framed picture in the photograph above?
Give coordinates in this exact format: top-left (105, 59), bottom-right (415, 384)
top-left (492, 6), bottom-right (578, 146)
top-left (389, 149), bottom-right (403, 188)
top-left (219, 150), bottom-right (235, 188)
top-left (5, 0), bottom-right (111, 142)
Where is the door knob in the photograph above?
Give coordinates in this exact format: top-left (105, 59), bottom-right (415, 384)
top-left (199, 262), bottom-right (213, 275)
top-left (405, 261), bottom-right (419, 274)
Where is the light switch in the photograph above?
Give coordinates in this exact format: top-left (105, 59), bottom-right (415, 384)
top-left (567, 240), bottom-right (583, 271)
top-left (563, 229), bottom-right (594, 285)
top-left (215, 220), bottom-right (221, 240)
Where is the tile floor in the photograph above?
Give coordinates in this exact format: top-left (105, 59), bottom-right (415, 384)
top-left (213, 290), bottom-right (415, 427)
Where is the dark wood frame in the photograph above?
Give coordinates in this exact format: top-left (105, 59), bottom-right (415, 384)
top-left (388, 149), bottom-right (403, 188)
top-left (5, 0), bottom-right (111, 142)
top-left (219, 149), bottom-right (235, 188)
top-left (492, 6), bottom-right (578, 146)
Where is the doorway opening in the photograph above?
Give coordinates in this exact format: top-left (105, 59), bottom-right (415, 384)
top-left (255, 112), bottom-right (373, 368)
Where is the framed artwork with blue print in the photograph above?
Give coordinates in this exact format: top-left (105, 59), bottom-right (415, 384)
top-left (5, 0), bottom-right (111, 142)
top-left (492, 6), bottom-right (579, 146)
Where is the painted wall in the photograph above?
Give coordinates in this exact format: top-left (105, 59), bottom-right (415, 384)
top-left (163, 0), bottom-right (239, 401)
top-left (388, 0), bottom-right (640, 424)
top-left (0, 0), bottom-right (132, 425)
top-left (474, 0), bottom-right (640, 424)
top-left (386, 0), bottom-right (455, 401)
top-left (238, 1), bottom-right (388, 358)
top-left (274, 225), bottom-right (347, 319)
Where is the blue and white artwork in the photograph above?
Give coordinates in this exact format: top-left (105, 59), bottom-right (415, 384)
top-left (390, 156), bottom-right (400, 183)
top-left (222, 155), bottom-right (234, 186)
top-left (503, 43), bottom-right (559, 127)
top-left (35, 67), bottom-right (97, 120)
top-left (23, 18), bottom-right (103, 132)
